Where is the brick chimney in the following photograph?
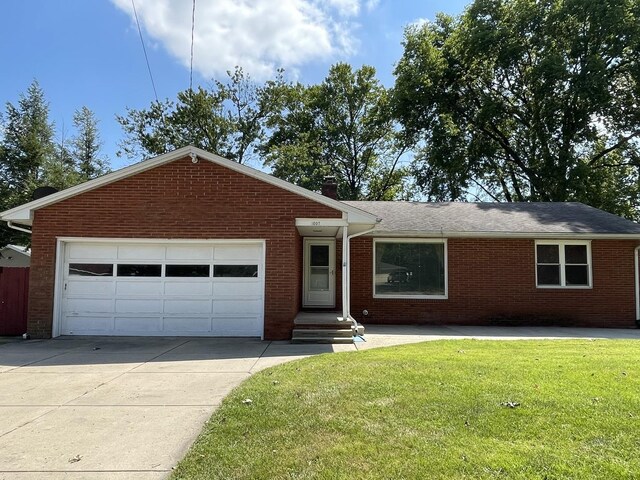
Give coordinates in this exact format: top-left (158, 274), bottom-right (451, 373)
top-left (321, 176), bottom-right (338, 200)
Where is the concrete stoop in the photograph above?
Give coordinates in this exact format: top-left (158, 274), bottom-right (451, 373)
top-left (292, 312), bottom-right (363, 344)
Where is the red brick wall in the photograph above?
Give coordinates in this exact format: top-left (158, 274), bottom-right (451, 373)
top-left (350, 237), bottom-right (640, 328)
top-left (28, 156), bottom-right (342, 339)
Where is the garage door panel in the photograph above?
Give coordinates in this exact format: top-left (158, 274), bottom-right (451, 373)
top-left (163, 316), bottom-right (212, 332)
top-left (116, 281), bottom-right (163, 296)
top-left (66, 280), bottom-right (115, 296)
top-left (65, 316), bottom-right (114, 333)
top-left (115, 299), bottom-right (163, 314)
top-left (68, 244), bottom-right (118, 260)
top-left (164, 299), bottom-right (212, 314)
top-left (114, 316), bottom-right (162, 333)
top-left (164, 281), bottom-right (212, 296)
top-left (61, 241), bottom-right (264, 337)
top-left (214, 245), bottom-right (261, 261)
top-left (213, 317), bottom-right (262, 336)
top-left (117, 245), bottom-right (165, 260)
top-left (65, 298), bottom-right (113, 313)
top-left (213, 281), bottom-right (261, 296)
top-left (214, 299), bottom-right (262, 315)
top-left (166, 246), bottom-right (212, 260)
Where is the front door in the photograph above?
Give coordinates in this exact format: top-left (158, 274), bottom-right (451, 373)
top-left (303, 238), bottom-right (335, 307)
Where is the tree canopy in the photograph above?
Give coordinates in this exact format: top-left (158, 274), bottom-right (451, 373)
top-left (394, 0), bottom-right (640, 218)
top-left (0, 81), bottom-right (109, 246)
top-left (117, 67), bottom-right (283, 165)
top-left (262, 63), bottom-right (412, 200)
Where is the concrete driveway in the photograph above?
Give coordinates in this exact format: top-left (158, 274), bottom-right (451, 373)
top-left (0, 337), bottom-right (355, 479)
top-left (1, 326), bottom-right (640, 479)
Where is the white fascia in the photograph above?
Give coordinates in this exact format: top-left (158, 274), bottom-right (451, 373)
top-left (368, 231), bottom-right (640, 240)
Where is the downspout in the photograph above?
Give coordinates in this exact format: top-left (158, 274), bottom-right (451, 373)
top-left (341, 226), bottom-right (348, 322)
top-left (635, 246), bottom-right (640, 327)
top-left (345, 225), bottom-right (378, 331)
top-left (7, 221), bottom-right (32, 235)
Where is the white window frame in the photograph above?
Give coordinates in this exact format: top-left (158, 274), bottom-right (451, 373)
top-left (535, 240), bottom-right (592, 289)
top-left (373, 238), bottom-right (448, 299)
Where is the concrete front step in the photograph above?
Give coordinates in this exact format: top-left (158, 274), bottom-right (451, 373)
top-left (292, 312), bottom-right (364, 344)
top-left (292, 327), bottom-right (355, 344)
top-left (291, 336), bottom-right (355, 344)
top-left (294, 312), bottom-right (347, 327)
top-left (292, 328), bottom-right (354, 338)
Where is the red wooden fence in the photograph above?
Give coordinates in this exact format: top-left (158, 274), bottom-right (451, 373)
top-left (0, 267), bottom-right (29, 336)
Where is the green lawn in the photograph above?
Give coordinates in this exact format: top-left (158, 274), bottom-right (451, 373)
top-left (172, 340), bottom-right (640, 479)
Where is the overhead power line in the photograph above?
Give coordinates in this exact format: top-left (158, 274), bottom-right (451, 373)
top-left (131, 0), bottom-right (159, 103)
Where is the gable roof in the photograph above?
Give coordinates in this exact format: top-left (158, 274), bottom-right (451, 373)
top-left (343, 201), bottom-right (640, 238)
top-left (1, 245), bottom-right (31, 257)
top-left (0, 146), bottom-right (378, 226)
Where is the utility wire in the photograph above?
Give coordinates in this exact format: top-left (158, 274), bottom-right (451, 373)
top-left (131, 0), bottom-right (159, 103)
top-left (189, 0), bottom-right (197, 91)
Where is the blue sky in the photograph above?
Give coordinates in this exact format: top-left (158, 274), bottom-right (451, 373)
top-left (1, 0), bottom-right (468, 169)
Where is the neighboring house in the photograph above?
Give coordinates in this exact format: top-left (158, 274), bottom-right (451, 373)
top-left (0, 146), bottom-right (639, 340)
top-left (0, 244), bottom-right (30, 268)
top-left (0, 245), bottom-right (30, 336)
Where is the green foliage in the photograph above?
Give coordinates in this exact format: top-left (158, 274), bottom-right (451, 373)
top-left (0, 80), bottom-right (56, 246)
top-left (263, 63), bottom-right (411, 200)
top-left (394, 0), bottom-right (640, 218)
top-left (172, 340), bottom-right (640, 479)
top-left (71, 106), bottom-right (110, 180)
top-left (117, 67), bottom-right (284, 165)
top-left (0, 81), bottom-right (55, 198)
top-left (0, 81), bottom-right (110, 247)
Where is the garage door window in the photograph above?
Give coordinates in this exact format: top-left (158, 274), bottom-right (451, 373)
top-left (214, 265), bottom-right (258, 277)
top-left (69, 263), bottom-right (113, 276)
top-left (117, 264), bottom-right (162, 277)
top-left (165, 265), bottom-right (210, 277)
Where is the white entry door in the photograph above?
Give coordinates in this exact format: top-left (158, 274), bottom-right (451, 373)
top-left (303, 238), bottom-right (335, 307)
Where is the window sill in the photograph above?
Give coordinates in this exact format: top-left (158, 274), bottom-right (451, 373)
top-left (536, 285), bottom-right (592, 290)
top-left (373, 294), bottom-right (448, 300)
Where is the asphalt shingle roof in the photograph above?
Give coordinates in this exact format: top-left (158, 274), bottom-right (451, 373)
top-left (342, 201), bottom-right (640, 235)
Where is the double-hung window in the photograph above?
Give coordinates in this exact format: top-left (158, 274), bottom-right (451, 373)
top-left (535, 240), bottom-right (591, 288)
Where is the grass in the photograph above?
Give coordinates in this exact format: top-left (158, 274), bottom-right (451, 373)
top-left (172, 340), bottom-right (640, 479)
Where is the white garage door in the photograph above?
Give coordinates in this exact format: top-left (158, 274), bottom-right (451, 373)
top-left (58, 241), bottom-right (264, 337)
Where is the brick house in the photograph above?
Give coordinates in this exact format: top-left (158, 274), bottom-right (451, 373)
top-left (2, 146), bottom-right (639, 340)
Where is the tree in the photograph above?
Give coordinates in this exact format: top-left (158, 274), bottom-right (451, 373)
top-left (393, 0), bottom-right (640, 218)
top-left (71, 106), bottom-right (110, 180)
top-left (0, 83), bottom-right (110, 247)
top-left (117, 67), bottom-right (283, 165)
top-left (0, 80), bottom-right (56, 246)
top-left (0, 80), bottom-right (55, 199)
top-left (41, 129), bottom-right (80, 190)
top-left (262, 63), bottom-right (412, 200)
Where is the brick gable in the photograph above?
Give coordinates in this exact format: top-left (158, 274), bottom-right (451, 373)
top-left (28, 156), bottom-right (342, 339)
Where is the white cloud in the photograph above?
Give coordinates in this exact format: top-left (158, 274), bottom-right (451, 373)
top-left (320, 0), bottom-right (360, 16)
top-left (409, 17), bottom-right (429, 29)
top-left (365, 0), bottom-right (380, 11)
top-left (112, 0), bottom-right (379, 81)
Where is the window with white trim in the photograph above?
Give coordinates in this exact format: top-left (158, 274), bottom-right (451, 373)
top-left (374, 239), bottom-right (447, 298)
top-left (535, 241), bottom-right (591, 288)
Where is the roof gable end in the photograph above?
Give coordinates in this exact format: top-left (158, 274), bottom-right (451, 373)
top-left (1, 146), bottom-right (377, 225)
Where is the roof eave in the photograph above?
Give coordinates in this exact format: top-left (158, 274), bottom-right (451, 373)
top-left (366, 230), bottom-right (640, 239)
